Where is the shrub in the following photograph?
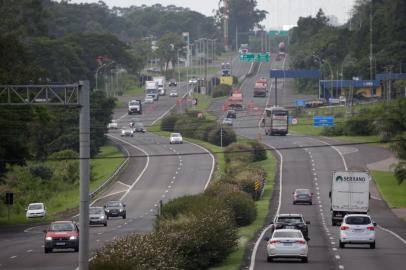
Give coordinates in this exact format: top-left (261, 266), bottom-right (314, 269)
top-left (321, 124), bottom-right (344, 136)
top-left (90, 231), bottom-right (183, 270)
top-left (224, 143), bottom-right (253, 164)
top-left (208, 126), bottom-right (236, 147)
top-left (173, 116), bottom-right (200, 137)
top-left (193, 121), bottom-right (218, 141)
top-left (343, 116), bottom-right (374, 136)
top-left (224, 165), bottom-right (266, 199)
top-left (223, 191), bottom-right (257, 226)
top-left (212, 84), bottom-right (232, 98)
top-left (161, 114), bottom-right (179, 132)
top-left (204, 182), bottom-right (240, 197)
top-left (248, 141), bottom-right (267, 161)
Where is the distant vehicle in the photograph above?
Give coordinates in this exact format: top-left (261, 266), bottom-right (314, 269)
top-left (104, 201), bottom-right (126, 219)
top-left (293, 189), bottom-right (313, 205)
top-left (330, 171), bottom-right (371, 226)
top-left (264, 229), bottom-right (308, 263)
top-left (133, 122), bottom-right (146, 133)
top-left (305, 99), bottom-right (325, 108)
top-left (239, 43), bottom-right (249, 54)
top-left (121, 128), bottom-right (134, 137)
top-left (169, 89), bottom-right (178, 97)
top-left (222, 118), bottom-right (233, 126)
top-left (145, 80), bottom-right (159, 101)
top-left (328, 98), bottom-right (341, 105)
top-left (226, 109), bottom-right (236, 119)
top-left (253, 79), bottom-right (268, 97)
top-left (189, 77), bottom-right (198, 85)
top-left (144, 95), bottom-right (154, 104)
top-left (339, 214), bottom-right (376, 249)
top-left (146, 67), bottom-right (160, 73)
top-left (89, 207), bottom-right (107, 227)
top-left (221, 62), bottom-right (232, 76)
top-left (153, 76), bottom-right (166, 96)
top-left (264, 106), bottom-right (288, 136)
top-left (107, 119), bottom-right (118, 129)
top-left (26, 202), bottom-right (46, 218)
top-left (128, 100), bottom-right (142, 115)
top-left (339, 95), bottom-right (346, 104)
top-left (228, 89), bottom-right (243, 110)
top-left (44, 221), bottom-right (79, 253)
top-left (169, 133), bottom-right (183, 144)
top-left (278, 42), bottom-right (286, 53)
top-left (270, 213), bottom-right (310, 241)
top-left (169, 79), bottom-right (177, 87)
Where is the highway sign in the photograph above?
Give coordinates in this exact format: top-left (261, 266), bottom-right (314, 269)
top-left (313, 116), bottom-right (335, 127)
top-left (296, 99), bottom-right (306, 107)
top-left (240, 53), bottom-right (255, 62)
top-left (256, 53), bottom-right (270, 62)
top-left (268, 30), bottom-right (289, 37)
top-left (270, 69), bottom-right (321, 79)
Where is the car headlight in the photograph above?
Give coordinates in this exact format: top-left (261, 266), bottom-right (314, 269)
top-left (45, 236), bottom-right (53, 241)
top-left (69, 236), bottom-right (77, 240)
top-left (100, 215), bottom-right (105, 219)
top-left (105, 209), bottom-right (109, 212)
top-left (119, 209), bottom-right (123, 212)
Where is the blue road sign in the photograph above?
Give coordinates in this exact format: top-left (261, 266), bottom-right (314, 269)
top-left (313, 116), bottom-right (335, 127)
top-left (296, 99), bottom-right (306, 107)
top-left (376, 73), bottom-right (406, 81)
top-left (270, 69), bottom-right (320, 79)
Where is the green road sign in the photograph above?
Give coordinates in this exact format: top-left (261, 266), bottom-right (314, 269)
top-left (256, 53), bottom-right (270, 62)
top-left (268, 30), bottom-right (289, 37)
top-left (239, 53), bottom-right (255, 62)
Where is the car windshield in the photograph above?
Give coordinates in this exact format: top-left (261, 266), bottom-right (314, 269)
top-left (345, 216), bottom-right (371, 225)
top-left (295, 189), bottom-right (310, 195)
top-left (171, 133), bottom-right (181, 138)
top-left (89, 208), bottom-right (104, 214)
top-left (49, 223), bottom-right (75, 232)
top-left (273, 231), bottom-right (302, 238)
top-left (129, 101), bottom-right (138, 106)
top-left (28, 204), bottom-right (43, 210)
top-left (107, 201), bottom-right (121, 207)
top-left (277, 217), bottom-right (303, 223)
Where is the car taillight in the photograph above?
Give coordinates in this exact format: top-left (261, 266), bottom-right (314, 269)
top-left (367, 226), bottom-right (375, 231)
top-left (340, 225), bottom-right (349, 230)
top-left (270, 240), bottom-right (280, 244)
top-left (296, 240), bottom-right (306, 244)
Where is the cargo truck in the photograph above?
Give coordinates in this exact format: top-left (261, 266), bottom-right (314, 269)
top-left (153, 76), bottom-right (166, 96)
top-left (145, 80), bottom-right (159, 101)
top-left (253, 79), bottom-right (268, 97)
top-left (329, 171), bottom-right (371, 226)
top-left (228, 89), bottom-right (243, 110)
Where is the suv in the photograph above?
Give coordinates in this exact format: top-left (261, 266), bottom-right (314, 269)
top-left (270, 214), bottom-right (310, 240)
top-left (339, 214), bottom-right (376, 249)
top-left (128, 100), bottom-right (142, 115)
top-left (104, 201), bottom-right (126, 219)
top-left (26, 202), bottom-right (46, 218)
top-left (44, 221), bottom-right (79, 253)
top-left (226, 110), bottom-right (236, 119)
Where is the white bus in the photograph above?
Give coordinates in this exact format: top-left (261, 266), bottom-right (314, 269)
top-left (264, 107), bottom-right (288, 136)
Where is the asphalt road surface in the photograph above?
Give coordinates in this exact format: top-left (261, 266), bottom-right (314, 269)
top-left (0, 83), bottom-right (214, 269)
top-left (211, 54), bottom-right (406, 270)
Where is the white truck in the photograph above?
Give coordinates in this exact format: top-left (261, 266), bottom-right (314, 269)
top-left (153, 76), bottom-right (166, 96)
top-left (145, 80), bottom-right (159, 101)
top-left (128, 99), bottom-right (142, 115)
top-left (329, 171), bottom-right (371, 226)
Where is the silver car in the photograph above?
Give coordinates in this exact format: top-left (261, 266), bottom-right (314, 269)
top-left (264, 229), bottom-right (308, 263)
top-left (89, 207), bottom-right (107, 226)
top-left (339, 214), bottom-right (376, 249)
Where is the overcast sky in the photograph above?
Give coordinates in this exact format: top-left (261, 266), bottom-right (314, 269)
top-left (66, 0), bottom-right (356, 29)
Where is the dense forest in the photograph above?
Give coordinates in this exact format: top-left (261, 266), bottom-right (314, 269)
top-left (289, 0), bottom-right (406, 95)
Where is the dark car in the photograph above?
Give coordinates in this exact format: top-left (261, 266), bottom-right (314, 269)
top-left (226, 109), bottom-right (237, 119)
top-left (169, 79), bottom-right (177, 87)
top-left (44, 221), bottom-right (79, 253)
top-left (104, 201), bottom-right (126, 219)
top-left (293, 189), bottom-right (313, 205)
top-left (89, 206), bottom-right (107, 226)
top-left (133, 122), bottom-right (146, 133)
top-left (270, 214), bottom-right (310, 240)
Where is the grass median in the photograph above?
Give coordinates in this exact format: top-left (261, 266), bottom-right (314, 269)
top-left (372, 170), bottom-right (406, 208)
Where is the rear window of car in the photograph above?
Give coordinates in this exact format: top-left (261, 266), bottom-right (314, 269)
top-left (345, 216), bottom-right (371, 225)
top-left (273, 231), bottom-right (302, 238)
top-left (277, 217), bottom-right (303, 223)
top-left (295, 189), bottom-right (310, 194)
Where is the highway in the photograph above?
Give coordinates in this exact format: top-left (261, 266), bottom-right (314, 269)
top-left (211, 54), bottom-right (406, 270)
top-left (0, 83), bottom-right (214, 269)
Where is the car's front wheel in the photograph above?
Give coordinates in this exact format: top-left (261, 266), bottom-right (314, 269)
top-left (123, 214), bottom-right (126, 219)
top-left (267, 256), bottom-right (273, 263)
top-left (370, 242), bottom-right (375, 249)
top-left (74, 246), bottom-right (79, 252)
top-left (104, 222), bottom-right (107, 227)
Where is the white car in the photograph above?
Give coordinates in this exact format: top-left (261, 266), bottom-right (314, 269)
top-left (144, 96), bottom-right (154, 104)
top-left (169, 133), bottom-right (183, 144)
top-left (169, 90), bottom-right (178, 97)
top-left (107, 120), bottom-right (118, 129)
top-left (188, 78), bottom-right (198, 85)
top-left (264, 229), bottom-right (308, 263)
top-left (26, 202), bottom-right (46, 218)
top-left (121, 128), bottom-right (134, 137)
top-left (339, 214), bottom-right (376, 249)
top-left (222, 118), bottom-right (233, 126)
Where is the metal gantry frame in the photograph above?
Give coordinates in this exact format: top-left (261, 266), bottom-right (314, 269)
top-left (0, 81), bottom-right (91, 270)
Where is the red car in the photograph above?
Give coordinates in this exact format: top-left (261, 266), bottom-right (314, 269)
top-left (44, 221), bottom-right (79, 253)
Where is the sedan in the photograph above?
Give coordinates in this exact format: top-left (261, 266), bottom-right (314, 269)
top-left (264, 229), bottom-right (308, 263)
top-left (169, 133), bottom-right (183, 144)
top-left (293, 189), bottom-right (313, 205)
top-left (169, 79), bottom-right (177, 87)
top-left (222, 118), bottom-right (233, 126)
top-left (188, 77), bottom-right (197, 85)
top-left (339, 214), bottom-right (376, 249)
top-left (89, 207), bottom-right (107, 226)
top-left (169, 90), bottom-right (179, 97)
top-left (44, 221), bottom-right (79, 253)
top-left (144, 96), bottom-right (154, 104)
top-left (121, 128), bottom-right (134, 137)
top-left (107, 120), bottom-right (118, 129)
top-left (133, 122), bottom-right (146, 133)
top-left (26, 202), bottom-right (46, 218)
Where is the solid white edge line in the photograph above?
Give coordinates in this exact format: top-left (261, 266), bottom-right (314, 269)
top-left (311, 137), bottom-right (406, 246)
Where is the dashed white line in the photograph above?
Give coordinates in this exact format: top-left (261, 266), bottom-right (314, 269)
top-left (339, 265), bottom-right (345, 269)
top-left (26, 250), bottom-right (33, 253)
top-left (335, 255), bottom-right (341, 260)
top-left (10, 256), bottom-right (17, 259)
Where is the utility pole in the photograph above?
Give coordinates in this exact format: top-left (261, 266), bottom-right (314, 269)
top-left (223, 0), bottom-right (229, 50)
top-left (235, 25), bottom-right (238, 52)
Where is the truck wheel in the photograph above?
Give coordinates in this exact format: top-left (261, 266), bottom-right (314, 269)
top-left (267, 256), bottom-right (273, 263)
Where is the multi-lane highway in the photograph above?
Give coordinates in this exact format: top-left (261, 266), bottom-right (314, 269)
top-left (219, 54), bottom-right (406, 270)
top-left (0, 83), bottom-right (214, 269)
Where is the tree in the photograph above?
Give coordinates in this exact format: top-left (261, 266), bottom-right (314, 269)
top-left (156, 33), bottom-right (183, 72)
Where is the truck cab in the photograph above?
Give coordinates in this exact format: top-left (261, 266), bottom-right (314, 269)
top-left (128, 100), bottom-right (142, 115)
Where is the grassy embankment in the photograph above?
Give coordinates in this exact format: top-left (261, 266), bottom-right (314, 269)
top-left (372, 171), bottom-right (406, 209)
top-left (0, 144), bottom-right (124, 225)
top-left (150, 94), bottom-right (277, 270)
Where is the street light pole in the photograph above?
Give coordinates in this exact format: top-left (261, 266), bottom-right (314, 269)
top-left (95, 64), bottom-right (105, 91)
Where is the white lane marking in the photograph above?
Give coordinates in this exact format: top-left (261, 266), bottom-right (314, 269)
top-left (310, 137), bottom-right (406, 246)
top-left (172, 176), bottom-right (176, 179)
top-left (168, 185), bottom-right (172, 189)
top-left (249, 143), bottom-right (284, 270)
top-left (335, 255), bottom-right (341, 260)
top-left (339, 265), bottom-right (345, 269)
top-left (165, 190), bottom-right (169, 193)
top-left (89, 190), bottom-right (127, 205)
top-left (117, 181), bottom-right (131, 188)
top-left (333, 247), bottom-right (338, 251)
top-left (10, 256), bottom-right (17, 259)
top-left (27, 250), bottom-right (33, 253)
top-left (118, 112), bottom-right (128, 120)
top-left (171, 181), bottom-right (174, 184)
top-left (371, 195), bottom-right (382, 201)
top-left (161, 194), bottom-right (166, 198)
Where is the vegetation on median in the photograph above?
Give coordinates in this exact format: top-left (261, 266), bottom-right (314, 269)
top-left (372, 170), bottom-right (406, 208)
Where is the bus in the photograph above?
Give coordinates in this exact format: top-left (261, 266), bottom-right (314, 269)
top-left (264, 106), bottom-right (289, 136)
